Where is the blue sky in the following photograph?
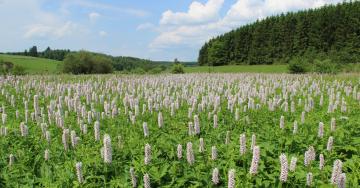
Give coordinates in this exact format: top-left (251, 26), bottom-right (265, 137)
top-left (0, 0), bottom-right (342, 61)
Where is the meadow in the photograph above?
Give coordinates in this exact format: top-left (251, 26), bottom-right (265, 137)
top-left (0, 73), bottom-right (359, 187)
top-left (0, 54), bottom-right (61, 74)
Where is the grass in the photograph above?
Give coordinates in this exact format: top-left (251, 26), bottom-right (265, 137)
top-left (0, 54), bottom-right (356, 75)
top-left (0, 54), bottom-right (61, 74)
top-left (184, 65), bottom-right (288, 73)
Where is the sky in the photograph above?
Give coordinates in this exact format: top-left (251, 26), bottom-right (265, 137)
top-left (0, 0), bottom-right (343, 61)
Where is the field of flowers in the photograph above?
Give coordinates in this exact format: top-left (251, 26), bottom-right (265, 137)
top-left (0, 74), bottom-right (359, 187)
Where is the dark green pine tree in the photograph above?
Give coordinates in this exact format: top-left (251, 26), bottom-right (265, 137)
top-left (207, 40), bottom-right (227, 66)
top-left (198, 43), bottom-right (208, 66)
top-left (197, 1), bottom-right (360, 66)
top-left (29, 46), bottom-right (38, 57)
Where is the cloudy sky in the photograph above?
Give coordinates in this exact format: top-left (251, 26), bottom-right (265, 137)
top-left (0, 0), bottom-right (343, 61)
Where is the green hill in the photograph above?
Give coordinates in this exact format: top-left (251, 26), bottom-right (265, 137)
top-left (198, 1), bottom-right (360, 66)
top-left (0, 54), bottom-right (62, 74)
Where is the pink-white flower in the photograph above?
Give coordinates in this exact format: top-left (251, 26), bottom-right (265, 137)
top-left (211, 146), bottom-right (217, 160)
top-left (177, 144), bottom-right (182, 160)
top-left (319, 154), bottom-right (325, 170)
top-left (144, 173), bottom-right (151, 188)
top-left (228, 169), bottom-right (235, 188)
top-left (186, 142), bottom-right (194, 165)
top-left (330, 159), bottom-right (342, 184)
top-left (239, 134), bottom-right (246, 155)
top-left (279, 153), bottom-right (288, 182)
top-left (75, 162), bottom-right (84, 184)
top-left (318, 122), bottom-right (324, 138)
top-left (212, 168), bottom-right (219, 185)
top-left (144, 143), bottom-right (151, 165)
top-left (103, 134), bottom-right (112, 164)
top-left (249, 146), bottom-right (260, 175)
top-left (289, 157), bottom-right (297, 172)
top-left (130, 167), bottom-right (137, 187)
top-left (306, 172), bottom-right (313, 186)
top-left (327, 136), bottom-right (334, 151)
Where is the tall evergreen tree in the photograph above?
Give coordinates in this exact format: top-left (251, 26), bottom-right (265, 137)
top-left (29, 46), bottom-right (38, 57)
top-left (198, 1), bottom-right (360, 66)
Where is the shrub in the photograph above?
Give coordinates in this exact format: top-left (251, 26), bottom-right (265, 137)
top-left (131, 68), bottom-right (146, 74)
top-left (0, 61), bottom-right (26, 75)
top-left (313, 59), bottom-right (340, 74)
top-left (171, 64), bottom-right (185, 74)
top-left (149, 67), bottom-right (163, 74)
top-left (0, 60), bottom-right (14, 75)
top-left (63, 51), bottom-right (113, 74)
top-left (11, 65), bottom-right (26, 75)
top-left (288, 57), bottom-right (310, 74)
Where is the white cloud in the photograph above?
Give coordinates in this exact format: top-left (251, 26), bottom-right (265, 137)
top-left (0, 0), bottom-right (93, 54)
top-left (99, 31), bottom-right (107, 37)
top-left (61, 0), bottom-right (150, 18)
top-left (150, 22), bottom-right (227, 49)
top-left (89, 12), bottom-right (100, 23)
top-left (150, 0), bottom-right (343, 50)
top-left (150, 0), bottom-right (225, 49)
top-left (160, 0), bottom-right (224, 25)
top-left (223, 0), bottom-right (340, 26)
top-left (0, 0), bottom-right (80, 41)
top-left (24, 21), bottom-right (77, 39)
top-left (136, 23), bottom-right (155, 31)
top-left (223, 0), bottom-right (264, 26)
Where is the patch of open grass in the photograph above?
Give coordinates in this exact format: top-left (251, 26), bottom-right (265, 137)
top-left (0, 54), bottom-right (61, 74)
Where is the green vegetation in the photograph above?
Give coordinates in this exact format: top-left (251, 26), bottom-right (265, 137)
top-left (286, 56), bottom-right (360, 74)
top-left (185, 64), bottom-right (288, 73)
top-left (1, 53), bottom-right (358, 75)
top-left (11, 65), bottom-right (26, 75)
top-left (343, 63), bottom-right (360, 73)
top-left (0, 54), bottom-right (61, 74)
top-left (4, 46), bottom-right (173, 74)
top-left (63, 51), bottom-right (113, 74)
top-left (0, 60), bottom-right (15, 75)
top-left (2, 49), bottom-right (172, 75)
top-left (112, 56), bottom-right (168, 73)
top-left (198, 1), bottom-right (360, 66)
top-left (288, 57), bottom-right (310, 74)
top-left (171, 63), bottom-right (185, 74)
top-left (0, 74), bottom-right (358, 187)
top-left (313, 59), bottom-right (341, 74)
top-left (0, 60), bottom-right (26, 75)
top-left (8, 46), bottom-right (71, 61)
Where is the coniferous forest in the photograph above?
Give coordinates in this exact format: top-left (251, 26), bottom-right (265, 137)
top-left (198, 1), bottom-right (360, 66)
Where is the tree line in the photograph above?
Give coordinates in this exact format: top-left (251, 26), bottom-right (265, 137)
top-left (198, 1), bottom-right (360, 66)
top-left (6, 46), bottom-right (71, 61)
top-left (3, 46), bottom-right (175, 74)
top-left (62, 51), bottom-right (178, 74)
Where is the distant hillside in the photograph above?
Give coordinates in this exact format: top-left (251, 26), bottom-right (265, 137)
top-left (198, 1), bottom-right (360, 66)
top-left (0, 54), bottom-right (61, 74)
top-left (0, 53), bottom-right (181, 74)
top-left (1, 47), bottom-right (193, 74)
